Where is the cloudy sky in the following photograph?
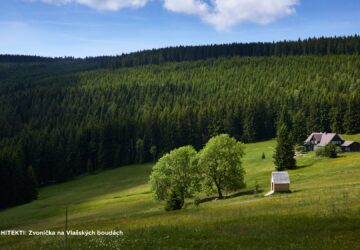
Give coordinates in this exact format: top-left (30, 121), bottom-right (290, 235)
top-left (0, 0), bottom-right (359, 57)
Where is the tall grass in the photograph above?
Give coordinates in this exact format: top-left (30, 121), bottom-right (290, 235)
top-left (1, 137), bottom-right (360, 249)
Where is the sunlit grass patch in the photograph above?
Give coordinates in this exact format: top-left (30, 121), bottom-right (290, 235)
top-left (1, 137), bottom-right (360, 249)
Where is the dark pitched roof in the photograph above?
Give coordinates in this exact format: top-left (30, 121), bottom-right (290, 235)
top-left (272, 172), bottom-right (290, 184)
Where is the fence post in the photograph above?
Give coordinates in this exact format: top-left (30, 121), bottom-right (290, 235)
top-left (65, 207), bottom-right (68, 245)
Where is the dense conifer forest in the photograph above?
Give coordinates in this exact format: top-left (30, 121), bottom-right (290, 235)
top-left (1, 36), bottom-right (360, 208)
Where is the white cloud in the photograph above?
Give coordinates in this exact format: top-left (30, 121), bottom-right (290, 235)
top-left (38, 0), bottom-right (298, 30)
top-left (163, 0), bottom-right (298, 31)
top-left (163, 0), bottom-right (208, 15)
top-left (41, 0), bottom-right (148, 11)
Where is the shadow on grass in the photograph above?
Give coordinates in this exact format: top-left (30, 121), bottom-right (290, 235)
top-left (295, 162), bottom-right (314, 169)
top-left (227, 189), bottom-right (264, 198)
top-left (297, 154), bottom-right (345, 168)
top-left (199, 189), bottom-right (264, 204)
top-left (335, 154), bottom-right (346, 158)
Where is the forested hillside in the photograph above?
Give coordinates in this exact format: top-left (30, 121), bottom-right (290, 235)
top-left (108, 35), bottom-right (360, 68)
top-left (2, 35), bottom-right (360, 68)
top-left (1, 36), bottom-right (360, 209)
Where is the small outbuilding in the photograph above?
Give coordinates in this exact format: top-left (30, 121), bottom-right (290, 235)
top-left (271, 171), bottom-right (290, 192)
top-left (341, 141), bottom-right (360, 152)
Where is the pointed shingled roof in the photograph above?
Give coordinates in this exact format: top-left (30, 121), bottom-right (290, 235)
top-left (318, 133), bottom-right (343, 146)
top-left (304, 132), bottom-right (344, 146)
top-left (304, 133), bottom-right (323, 143)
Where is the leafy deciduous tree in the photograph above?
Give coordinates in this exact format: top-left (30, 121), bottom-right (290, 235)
top-left (197, 134), bottom-right (246, 199)
top-left (149, 146), bottom-right (199, 204)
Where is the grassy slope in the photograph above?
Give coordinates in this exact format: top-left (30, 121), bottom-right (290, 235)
top-left (0, 136), bottom-right (360, 249)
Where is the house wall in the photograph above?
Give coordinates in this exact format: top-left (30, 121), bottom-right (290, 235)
top-left (306, 137), bottom-right (318, 151)
top-left (273, 183), bottom-right (290, 192)
top-left (341, 143), bottom-right (360, 152)
top-left (305, 145), bottom-right (314, 151)
top-left (349, 143), bottom-right (360, 152)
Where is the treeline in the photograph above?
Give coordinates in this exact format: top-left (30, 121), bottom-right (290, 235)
top-left (0, 54), bottom-right (103, 64)
top-left (0, 36), bottom-right (360, 209)
top-left (0, 55), bottom-right (56, 63)
top-left (1, 35), bottom-right (360, 67)
top-left (110, 35), bottom-right (360, 68)
top-left (0, 55), bottom-right (85, 63)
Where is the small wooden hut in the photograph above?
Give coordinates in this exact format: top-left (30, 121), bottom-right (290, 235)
top-left (271, 172), bottom-right (290, 192)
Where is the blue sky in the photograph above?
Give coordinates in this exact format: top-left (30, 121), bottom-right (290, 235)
top-left (0, 0), bottom-right (359, 57)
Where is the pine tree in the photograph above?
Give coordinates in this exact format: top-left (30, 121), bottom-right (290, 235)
top-left (86, 159), bottom-right (94, 174)
top-left (330, 106), bottom-right (344, 133)
top-left (24, 165), bottom-right (38, 201)
top-left (292, 111), bottom-right (308, 145)
top-left (0, 157), bottom-right (15, 208)
top-left (149, 145), bottom-right (157, 162)
top-left (273, 123), bottom-right (296, 171)
top-left (241, 109), bottom-right (256, 143)
top-left (343, 96), bottom-right (360, 134)
top-left (135, 138), bottom-right (145, 164)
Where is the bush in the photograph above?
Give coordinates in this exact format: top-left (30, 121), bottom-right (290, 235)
top-left (254, 180), bottom-right (260, 197)
top-left (316, 144), bottom-right (338, 158)
top-left (336, 146), bottom-right (343, 155)
top-left (193, 196), bottom-right (201, 207)
top-left (261, 152), bottom-right (266, 159)
top-left (295, 145), bottom-right (306, 153)
top-left (254, 180), bottom-right (260, 193)
top-left (165, 189), bottom-right (184, 211)
top-left (324, 144), bottom-right (338, 158)
top-left (315, 146), bottom-right (325, 157)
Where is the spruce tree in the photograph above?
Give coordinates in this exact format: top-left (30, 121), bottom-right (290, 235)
top-left (24, 165), bottom-right (38, 201)
top-left (273, 124), bottom-right (296, 171)
top-left (343, 96), bottom-right (360, 134)
top-left (292, 111), bottom-right (308, 145)
top-left (135, 138), bottom-right (145, 164)
top-left (149, 145), bottom-right (157, 162)
top-left (241, 110), bottom-right (255, 143)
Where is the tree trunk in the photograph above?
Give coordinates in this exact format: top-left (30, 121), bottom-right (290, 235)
top-left (216, 185), bottom-right (223, 199)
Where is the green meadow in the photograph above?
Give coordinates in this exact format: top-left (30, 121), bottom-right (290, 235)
top-left (1, 136), bottom-right (360, 249)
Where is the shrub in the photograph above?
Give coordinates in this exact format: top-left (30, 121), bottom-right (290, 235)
top-left (254, 180), bottom-right (260, 197)
top-left (336, 146), bottom-right (343, 155)
top-left (316, 144), bottom-right (338, 158)
top-left (315, 146), bottom-right (325, 157)
top-left (261, 152), bottom-right (266, 159)
top-left (165, 189), bottom-right (184, 211)
top-left (193, 196), bottom-right (201, 207)
top-left (295, 145), bottom-right (306, 153)
top-left (324, 144), bottom-right (338, 158)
